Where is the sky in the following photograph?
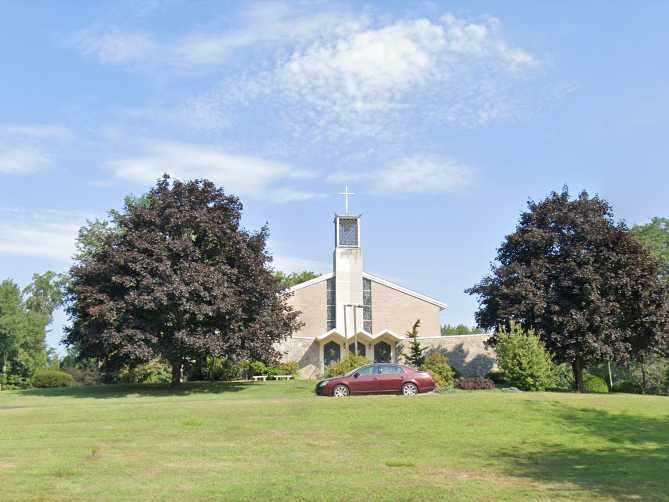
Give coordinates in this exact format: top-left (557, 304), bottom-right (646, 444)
top-left (1, 1), bottom-right (668, 353)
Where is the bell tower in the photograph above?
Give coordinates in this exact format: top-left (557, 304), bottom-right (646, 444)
top-left (333, 187), bottom-right (363, 338)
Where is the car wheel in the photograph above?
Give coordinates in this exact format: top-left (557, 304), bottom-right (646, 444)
top-left (333, 384), bottom-right (350, 397)
top-left (402, 382), bottom-right (418, 396)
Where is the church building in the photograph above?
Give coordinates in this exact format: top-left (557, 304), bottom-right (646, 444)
top-left (278, 189), bottom-right (464, 378)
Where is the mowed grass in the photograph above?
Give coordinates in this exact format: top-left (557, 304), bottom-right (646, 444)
top-left (1, 382), bottom-right (668, 501)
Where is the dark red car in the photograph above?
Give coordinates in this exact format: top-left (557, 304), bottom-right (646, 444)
top-left (315, 363), bottom-right (435, 397)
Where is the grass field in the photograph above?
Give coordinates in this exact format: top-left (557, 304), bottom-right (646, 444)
top-left (1, 381), bottom-right (668, 501)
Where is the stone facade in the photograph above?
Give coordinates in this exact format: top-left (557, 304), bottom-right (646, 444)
top-left (404, 334), bottom-right (497, 377)
top-left (277, 333), bottom-right (495, 379)
top-left (288, 280), bottom-right (327, 337)
top-left (370, 279), bottom-right (442, 337)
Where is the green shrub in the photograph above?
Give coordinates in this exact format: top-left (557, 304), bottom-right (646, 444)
top-left (1, 374), bottom-right (32, 390)
top-left (32, 369), bottom-right (76, 388)
top-left (494, 324), bottom-right (555, 391)
top-left (275, 361), bottom-right (299, 377)
top-left (61, 366), bottom-right (102, 386)
top-left (583, 373), bottom-right (609, 394)
top-left (248, 360), bottom-right (268, 377)
top-left (486, 370), bottom-right (506, 385)
top-left (420, 352), bottom-right (454, 390)
top-left (455, 377), bottom-right (495, 390)
top-left (551, 363), bottom-right (575, 391)
top-left (325, 355), bottom-right (369, 378)
top-left (117, 359), bottom-right (172, 384)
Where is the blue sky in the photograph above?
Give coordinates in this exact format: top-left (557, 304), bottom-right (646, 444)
top-left (1, 1), bottom-right (668, 352)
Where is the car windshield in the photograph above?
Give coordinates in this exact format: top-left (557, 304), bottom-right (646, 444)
top-left (346, 365), bottom-right (373, 376)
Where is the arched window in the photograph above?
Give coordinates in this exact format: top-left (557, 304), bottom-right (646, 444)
top-left (374, 341), bottom-right (391, 363)
top-left (348, 342), bottom-right (366, 357)
top-left (323, 341), bottom-right (341, 367)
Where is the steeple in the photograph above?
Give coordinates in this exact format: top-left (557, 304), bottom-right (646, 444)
top-left (333, 188), bottom-right (363, 338)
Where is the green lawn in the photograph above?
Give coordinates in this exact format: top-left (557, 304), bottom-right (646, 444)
top-left (1, 382), bottom-right (667, 501)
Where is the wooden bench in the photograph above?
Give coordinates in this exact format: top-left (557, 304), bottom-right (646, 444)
top-left (252, 375), bottom-right (268, 381)
top-left (273, 375), bottom-right (293, 381)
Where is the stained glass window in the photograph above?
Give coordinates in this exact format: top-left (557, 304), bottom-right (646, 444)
top-left (324, 341), bottom-right (341, 367)
top-left (374, 341), bottom-right (391, 363)
top-left (348, 342), bottom-right (366, 356)
top-left (326, 278), bottom-right (336, 331)
top-left (362, 277), bottom-right (372, 333)
top-left (338, 218), bottom-right (358, 246)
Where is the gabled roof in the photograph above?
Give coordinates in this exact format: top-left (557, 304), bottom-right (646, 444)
top-left (287, 271), bottom-right (447, 311)
top-left (287, 272), bottom-right (333, 293)
top-left (363, 272), bottom-right (448, 310)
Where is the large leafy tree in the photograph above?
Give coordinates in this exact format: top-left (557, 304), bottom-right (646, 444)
top-left (631, 217), bottom-right (669, 281)
top-left (0, 273), bottom-right (65, 385)
top-left (467, 189), bottom-right (669, 391)
top-left (65, 175), bottom-right (301, 385)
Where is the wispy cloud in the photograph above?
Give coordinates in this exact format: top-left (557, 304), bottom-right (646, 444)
top-left (0, 149), bottom-right (50, 174)
top-left (327, 155), bottom-right (473, 194)
top-left (0, 209), bottom-right (87, 260)
top-left (0, 123), bottom-right (75, 174)
top-left (108, 141), bottom-right (318, 202)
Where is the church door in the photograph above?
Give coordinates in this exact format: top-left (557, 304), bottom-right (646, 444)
top-left (323, 341), bottom-right (341, 367)
top-left (374, 341), bottom-right (391, 363)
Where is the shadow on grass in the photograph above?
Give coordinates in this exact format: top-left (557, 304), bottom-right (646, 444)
top-left (496, 405), bottom-right (669, 500)
top-left (18, 381), bottom-right (260, 399)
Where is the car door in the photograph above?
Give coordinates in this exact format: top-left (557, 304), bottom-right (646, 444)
top-left (347, 365), bottom-right (377, 394)
top-left (375, 365), bottom-right (405, 392)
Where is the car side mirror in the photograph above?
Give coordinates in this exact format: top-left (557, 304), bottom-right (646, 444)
top-left (353, 372), bottom-right (360, 378)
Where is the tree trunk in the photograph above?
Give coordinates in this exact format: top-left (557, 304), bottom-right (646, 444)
top-left (170, 361), bottom-right (182, 387)
top-left (640, 358), bottom-right (647, 395)
top-left (572, 358), bottom-right (584, 393)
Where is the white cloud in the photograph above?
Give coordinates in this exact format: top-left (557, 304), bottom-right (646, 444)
top-left (0, 124), bottom-right (74, 140)
top-left (0, 209), bottom-right (87, 260)
top-left (0, 123), bottom-right (75, 174)
top-left (0, 149), bottom-right (50, 174)
top-left (375, 156), bottom-right (472, 193)
top-left (274, 15), bottom-right (539, 134)
top-left (108, 142), bottom-right (317, 202)
top-left (71, 28), bottom-right (157, 65)
top-left (326, 155), bottom-right (472, 194)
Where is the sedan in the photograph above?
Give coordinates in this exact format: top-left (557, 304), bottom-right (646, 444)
top-left (315, 363), bottom-right (435, 397)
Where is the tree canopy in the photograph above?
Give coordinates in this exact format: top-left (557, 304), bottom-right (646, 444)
top-left (631, 217), bottom-right (669, 281)
top-left (467, 188), bottom-right (669, 391)
top-left (274, 270), bottom-right (320, 289)
top-left (65, 175), bottom-right (301, 385)
top-left (0, 272), bottom-right (66, 386)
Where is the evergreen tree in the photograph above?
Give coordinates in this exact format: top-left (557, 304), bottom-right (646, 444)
top-left (406, 320), bottom-right (425, 367)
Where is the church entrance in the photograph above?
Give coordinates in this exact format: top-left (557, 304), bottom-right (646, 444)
top-left (374, 341), bottom-right (391, 363)
top-left (323, 341), bottom-right (341, 367)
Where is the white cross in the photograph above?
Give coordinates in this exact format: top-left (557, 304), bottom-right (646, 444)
top-left (338, 185), bottom-right (355, 214)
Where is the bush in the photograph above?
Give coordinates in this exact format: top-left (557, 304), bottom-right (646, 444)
top-left (455, 377), bottom-right (495, 390)
top-left (583, 373), bottom-right (609, 394)
top-left (486, 370), bottom-right (506, 385)
top-left (61, 366), bottom-right (102, 386)
top-left (420, 352), bottom-right (454, 390)
top-left (32, 369), bottom-right (76, 388)
top-left (248, 360), bottom-right (268, 377)
top-left (116, 359), bottom-right (172, 384)
top-left (494, 324), bottom-right (555, 391)
top-left (325, 355), bottom-right (369, 378)
top-left (1, 374), bottom-right (32, 390)
top-left (551, 363), bottom-right (575, 391)
top-left (275, 361), bottom-right (299, 377)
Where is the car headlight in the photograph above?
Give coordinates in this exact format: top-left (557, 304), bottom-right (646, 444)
top-left (318, 380), bottom-right (327, 387)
